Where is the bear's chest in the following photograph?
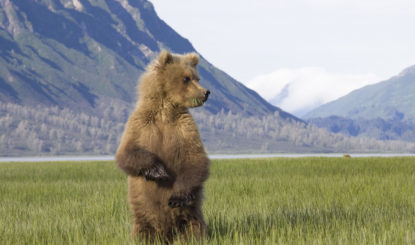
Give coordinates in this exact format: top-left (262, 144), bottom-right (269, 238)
top-left (155, 119), bottom-right (202, 164)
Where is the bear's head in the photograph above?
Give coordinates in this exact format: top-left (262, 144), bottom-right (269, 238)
top-left (151, 50), bottom-right (210, 108)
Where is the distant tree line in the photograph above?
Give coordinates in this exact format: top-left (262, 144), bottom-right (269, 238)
top-left (0, 102), bottom-right (126, 156)
top-left (191, 110), bottom-right (415, 153)
top-left (308, 116), bottom-right (415, 142)
top-left (1, 102), bottom-right (415, 157)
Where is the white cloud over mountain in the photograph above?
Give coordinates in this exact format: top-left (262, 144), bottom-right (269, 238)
top-left (247, 67), bottom-right (379, 117)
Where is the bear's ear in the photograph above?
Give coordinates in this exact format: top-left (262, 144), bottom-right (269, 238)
top-left (157, 50), bottom-right (174, 67)
top-left (185, 53), bottom-right (199, 67)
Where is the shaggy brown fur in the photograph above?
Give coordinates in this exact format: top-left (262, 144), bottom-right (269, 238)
top-left (116, 50), bottom-right (211, 243)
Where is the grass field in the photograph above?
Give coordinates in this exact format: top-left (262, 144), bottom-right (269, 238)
top-left (1, 157), bottom-right (415, 244)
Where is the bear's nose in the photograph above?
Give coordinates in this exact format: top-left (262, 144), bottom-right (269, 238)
top-left (204, 90), bottom-right (210, 100)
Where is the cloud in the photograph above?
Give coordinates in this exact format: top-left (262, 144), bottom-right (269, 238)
top-left (246, 67), bottom-right (379, 117)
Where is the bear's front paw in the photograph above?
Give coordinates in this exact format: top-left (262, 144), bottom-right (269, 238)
top-left (141, 162), bottom-right (169, 181)
top-left (168, 192), bottom-right (195, 208)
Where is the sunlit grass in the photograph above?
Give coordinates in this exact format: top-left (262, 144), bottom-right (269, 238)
top-left (1, 158), bottom-right (415, 244)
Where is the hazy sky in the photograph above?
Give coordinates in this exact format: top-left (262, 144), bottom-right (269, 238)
top-left (150, 0), bottom-right (415, 116)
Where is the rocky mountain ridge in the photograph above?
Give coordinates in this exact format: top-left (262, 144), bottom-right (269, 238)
top-left (0, 0), bottom-right (291, 118)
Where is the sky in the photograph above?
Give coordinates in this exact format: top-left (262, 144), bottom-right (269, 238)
top-left (150, 0), bottom-right (415, 117)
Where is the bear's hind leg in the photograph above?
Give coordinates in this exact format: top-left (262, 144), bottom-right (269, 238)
top-left (131, 221), bottom-right (154, 242)
top-left (186, 219), bottom-right (207, 241)
top-left (132, 220), bottom-right (170, 244)
top-left (175, 215), bottom-right (207, 242)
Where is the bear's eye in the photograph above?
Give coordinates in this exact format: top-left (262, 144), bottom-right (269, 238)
top-left (183, 76), bottom-right (191, 83)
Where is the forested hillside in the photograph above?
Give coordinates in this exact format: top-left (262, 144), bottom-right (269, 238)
top-left (308, 116), bottom-right (415, 142)
top-left (2, 102), bottom-right (414, 156)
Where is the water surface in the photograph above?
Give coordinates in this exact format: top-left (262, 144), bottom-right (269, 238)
top-left (1, 153), bottom-right (415, 162)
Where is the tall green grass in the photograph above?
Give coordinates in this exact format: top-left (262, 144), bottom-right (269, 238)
top-left (1, 158), bottom-right (415, 244)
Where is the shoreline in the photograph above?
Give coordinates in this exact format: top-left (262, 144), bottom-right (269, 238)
top-left (1, 153), bottom-right (415, 162)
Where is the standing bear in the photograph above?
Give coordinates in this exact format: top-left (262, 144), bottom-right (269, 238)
top-left (116, 50), bottom-right (211, 243)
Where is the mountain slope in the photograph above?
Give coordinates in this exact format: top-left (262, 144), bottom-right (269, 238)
top-left (305, 66), bottom-right (415, 122)
top-left (0, 0), bottom-right (287, 117)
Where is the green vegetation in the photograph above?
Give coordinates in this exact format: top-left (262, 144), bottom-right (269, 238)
top-left (1, 157), bottom-right (415, 244)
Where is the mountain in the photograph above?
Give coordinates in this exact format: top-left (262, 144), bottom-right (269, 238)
top-left (2, 0), bottom-right (415, 156)
top-left (305, 65), bottom-right (415, 122)
top-left (0, 0), bottom-right (290, 117)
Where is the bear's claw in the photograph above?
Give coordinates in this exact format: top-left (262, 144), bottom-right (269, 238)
top-left (141, 162), bottom-right (169, 181)
top-left (168, 193), bottom-right (195, 208)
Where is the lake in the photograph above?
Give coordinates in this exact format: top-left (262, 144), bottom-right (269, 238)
top-left (1, 153), bottom-right (415, 162)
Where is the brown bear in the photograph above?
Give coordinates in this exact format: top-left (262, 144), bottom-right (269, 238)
top-left (116, 50), bottom-right (211, 243)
